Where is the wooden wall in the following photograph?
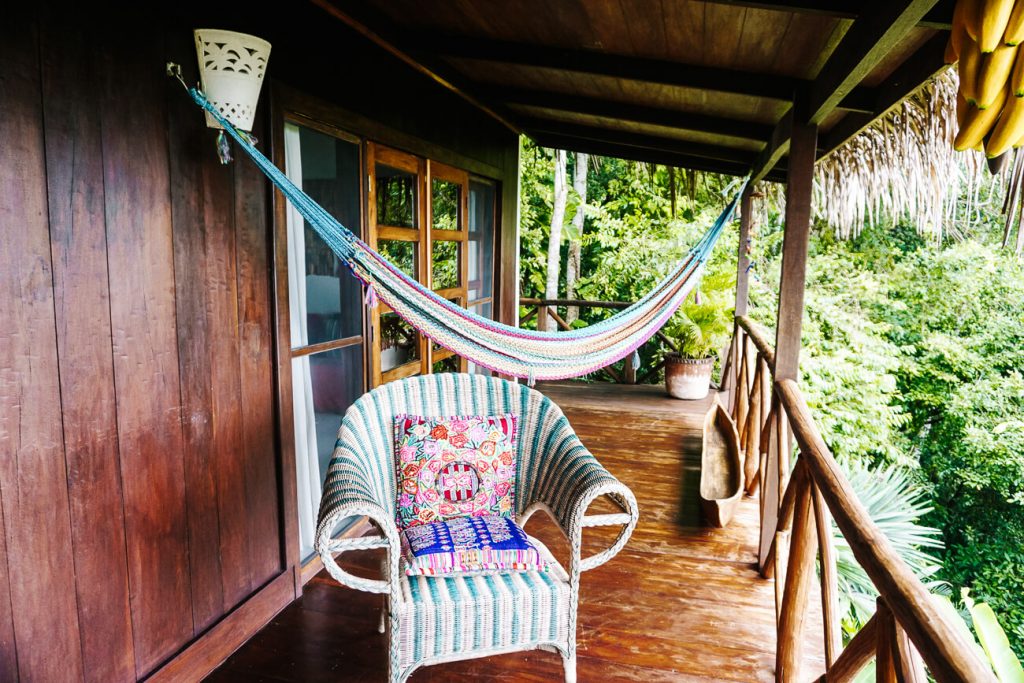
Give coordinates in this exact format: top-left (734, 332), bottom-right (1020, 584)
top-left (0, 2), bottom-right (519, 681)
top-left (0, 5), bottom-right (284, 681)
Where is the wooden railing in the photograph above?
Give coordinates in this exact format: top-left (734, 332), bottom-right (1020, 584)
top-left (519, 297), bottom-right (683, 384)
top-left (723, 315), bottom-right (995, 683)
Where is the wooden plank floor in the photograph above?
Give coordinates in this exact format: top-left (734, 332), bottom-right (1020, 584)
top-left (207, 382), bottom-right (824, 682)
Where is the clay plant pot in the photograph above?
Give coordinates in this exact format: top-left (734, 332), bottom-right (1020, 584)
top-left (664, 353), bottom-right (715, 400)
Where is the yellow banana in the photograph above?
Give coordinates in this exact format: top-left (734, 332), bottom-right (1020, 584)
top-left (963, 0), bottom-right (982, 40)
top-left (1012, 47), bottom-right (1024, 94)
top-left (947, 1), bottom-right (967, 62)
top-left (977, 43), bottom-right (1019, 106)
top-left (986, 89), bottom-right (1024, 155)
top-left (958, 92), bottom-right (970, 127)
top-left (959, 35), bottom-right (984, 103)
top-left (979, 0), bottom-right (1015, 52)
top-left (955, 85), bottom-right (1009, 150)
top-left (1004, 1), bottom-right (1024, 45)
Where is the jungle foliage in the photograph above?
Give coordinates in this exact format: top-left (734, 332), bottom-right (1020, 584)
top-left (518, 137), bottom-right (1024, 657)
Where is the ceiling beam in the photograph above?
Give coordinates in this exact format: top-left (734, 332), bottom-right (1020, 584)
top-left (518, 117), bottom-right (759, 165)
top-left (490, 87), bottom-right (774, 142)
top-left (438, 38), bottom-right (885, 110)
top-left (818, 32), bottom-right (949, 157)
top-left (700, 0), bottom-right (954, 29)
top-left (529, 132), bottom-right (788, 181)
top-left (749, 110), bottom-right (794, 184)
top-left (438, 38), bottom-right (802, 101)
top-left (805, 0), bottom-right (942, 125)
top-left (310, 0), bottom-right (521, 133)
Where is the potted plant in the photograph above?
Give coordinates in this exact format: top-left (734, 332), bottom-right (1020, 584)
top-left (661, 274), bottom-right (734, 400)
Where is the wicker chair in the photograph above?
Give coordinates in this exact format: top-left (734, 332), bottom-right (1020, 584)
top-left (315, 373), bottom-right (639, 683)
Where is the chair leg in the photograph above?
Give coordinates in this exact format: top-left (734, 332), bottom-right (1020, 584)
top-left (562, 650), bottom-right (577, 683)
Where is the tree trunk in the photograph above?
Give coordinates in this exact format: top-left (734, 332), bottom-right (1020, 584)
top-left (566, 152), bottom-right (588, 325)
top-left (541, 149), bottom-right (568, 331)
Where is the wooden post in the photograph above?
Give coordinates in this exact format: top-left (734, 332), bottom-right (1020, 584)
top-left (736, 188), bottom-right (753, 317)
top-left (812, 485), bottom-right (842, 668)
top-left (876, 598), bottom-right (898, 683)
top-left (775, 463), bottom-right (819, 682)
top-left (773, 121), bottom-right (817, 382)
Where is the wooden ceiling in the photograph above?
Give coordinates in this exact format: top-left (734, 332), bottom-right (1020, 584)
top-left (315, 0), bottom-right (954, 182)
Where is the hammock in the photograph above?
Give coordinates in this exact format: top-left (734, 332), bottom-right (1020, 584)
top-left (184, 88), bottom-right (745, 382)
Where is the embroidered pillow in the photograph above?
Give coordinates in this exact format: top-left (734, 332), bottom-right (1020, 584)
top-left (394, 413), bottom-right (517, 530)
top-left (401, 515), bottom-right (547, 576)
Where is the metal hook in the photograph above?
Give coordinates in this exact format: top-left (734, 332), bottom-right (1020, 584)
top-left (165, 62), bottom-right (188, 90)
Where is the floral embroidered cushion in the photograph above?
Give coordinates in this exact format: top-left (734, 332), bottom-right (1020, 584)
top-left (401, 515), bottom-right (547, 576)
top-left (394, 413), bottom-right (518, 530)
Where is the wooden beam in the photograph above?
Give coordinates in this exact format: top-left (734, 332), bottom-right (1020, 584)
top-left (700, 0), bottom-right (954, 29)
top-left (736, 189), bottom-right (753, 316)
top-left (776, 466), bottom-right (818, 682)
top-left (749, 109), bottom-right (793, 184)
top-left (439, 37), bottom-right (802, 100)
top-left (519, 116), bottom-right (758, 165)
top-left (805, 0), bottom-right (941, 126)
top-left (773, 122), bottom-right (817, 381)
top-left (819, 33), bottom-right (949, 158)
top-left (493, 87), bottom-right (774, 142)
top-left (529, 132), bottom-right (787, 180)
top-left (310, 0), bottom-right (520, 133)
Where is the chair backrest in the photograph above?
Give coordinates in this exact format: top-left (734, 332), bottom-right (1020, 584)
top-left (320, 373), bottom-right (569, 523)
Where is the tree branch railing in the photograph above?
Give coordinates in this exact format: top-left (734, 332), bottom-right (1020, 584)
top-left (722, 315), bottom-right (995, 683)
top-left (519, 297), bottom-right (680, 384)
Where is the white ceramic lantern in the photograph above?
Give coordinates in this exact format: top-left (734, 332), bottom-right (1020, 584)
top-left (194, 29), bottom-right (271, 132)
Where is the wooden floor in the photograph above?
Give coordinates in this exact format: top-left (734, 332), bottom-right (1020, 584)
top-left (207, 382), bottom-right (824, 682)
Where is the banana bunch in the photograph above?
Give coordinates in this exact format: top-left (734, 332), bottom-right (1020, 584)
top-left (948, 0), bottom-right (1024, 158)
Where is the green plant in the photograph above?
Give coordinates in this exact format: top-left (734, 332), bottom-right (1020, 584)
top-left (934, 589), bottom-right (1024, 683)
top-left (660, 269), bottom-right (735, 360)
top-left (834, 461), bottom-right (946, 636)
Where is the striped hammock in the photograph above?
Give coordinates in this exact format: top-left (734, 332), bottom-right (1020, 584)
top-left (185, 88), bottom-right (745, 382)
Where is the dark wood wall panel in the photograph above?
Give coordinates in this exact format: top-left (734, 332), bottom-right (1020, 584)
top-left (40, 11), bottom-right (137, 682)
top-left (234, 108), bottom-right (285, 589)
top-left (0, 10), bottom-right (86, 682)
top-left (97, 22), bottom-right (195, 676)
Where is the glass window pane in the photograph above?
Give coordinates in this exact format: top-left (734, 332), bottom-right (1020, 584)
top-left (468, 180), bottom-right (495, 302)
top-left (293, 344), bottom-right (363, 559)
top-left (376, 164), bottom-right (417, 228)
top-left (380, 311), bottom-right (420, 372)
top-left (432, 178), bottom-right (461, 231)
top-left (286, 124), bottom-right (363, 347)
top-left (379, 240), bottom-right (417, 279)
top-left (431, 240), bottom-right (460, 290)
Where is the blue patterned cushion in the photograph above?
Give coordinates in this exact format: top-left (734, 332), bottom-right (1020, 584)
top-left (400, 515), bottom-right (548, 576)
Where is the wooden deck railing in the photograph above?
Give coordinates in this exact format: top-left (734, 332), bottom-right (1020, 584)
top-left (723, 316), bottom-right (996, 683)
top-left (519, 297), bottom-right (682, 384)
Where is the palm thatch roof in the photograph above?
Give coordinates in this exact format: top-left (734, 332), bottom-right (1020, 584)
top-left (783, 67), bottom-right (1022, 252)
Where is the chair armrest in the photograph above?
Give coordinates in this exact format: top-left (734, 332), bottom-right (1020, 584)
top-left (316, 502), bottom-right (401, 595)
top-left (521, 418), bottom-right (639, 575)
top-left (315, 442), bottom-right (402, 595)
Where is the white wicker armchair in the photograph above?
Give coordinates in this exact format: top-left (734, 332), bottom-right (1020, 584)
top-left (315, 373), bottom-right (639, 683)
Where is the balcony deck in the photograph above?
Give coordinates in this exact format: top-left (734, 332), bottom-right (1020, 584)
top-left (206, 381), bottom-right (824, 682)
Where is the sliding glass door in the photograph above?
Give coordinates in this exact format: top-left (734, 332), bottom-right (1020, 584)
top-left (283, 121), bottom-right (365, 559)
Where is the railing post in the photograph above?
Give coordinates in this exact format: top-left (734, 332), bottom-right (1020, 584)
top-left (876, 598), bottom-right (898, 683)
top-left (773, 121), bottom-right (817, 382)
top-left (776, 461), bottom-right (818, 682)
